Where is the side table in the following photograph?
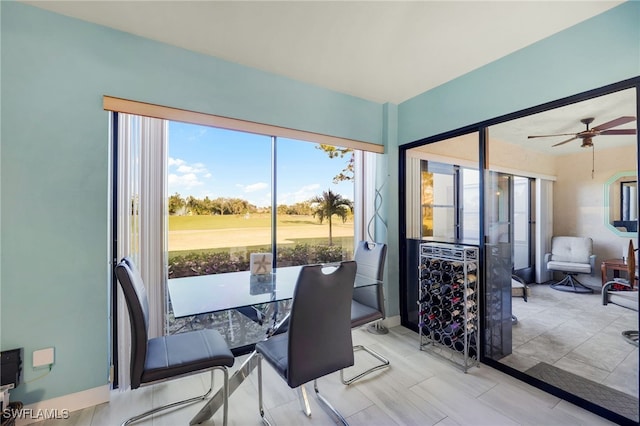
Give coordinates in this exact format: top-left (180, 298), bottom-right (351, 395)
top-left (601, 258), bottom-right (635, 286)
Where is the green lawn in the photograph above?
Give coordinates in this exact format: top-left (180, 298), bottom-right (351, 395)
top-left (169, 213), bottom-right (325, 231)
top-left (168, 214), bottom-right (355, 260)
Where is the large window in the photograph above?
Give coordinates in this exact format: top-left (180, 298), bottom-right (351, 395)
top-left (165, 124), bottom-right (361, 343)
top-left (109, 98), bottom-right (383, 368)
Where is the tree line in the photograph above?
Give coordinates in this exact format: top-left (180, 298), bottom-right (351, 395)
top-left (168, 194), bottom-right (320, 216)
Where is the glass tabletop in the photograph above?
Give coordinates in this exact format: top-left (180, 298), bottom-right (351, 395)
top-left (168, 264), bottom-right (379, 319)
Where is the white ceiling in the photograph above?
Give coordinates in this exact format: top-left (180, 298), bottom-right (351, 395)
top-left (490, 87), bottom-right (637, 155)
top-left (23, 0), bottom-right (624, 104)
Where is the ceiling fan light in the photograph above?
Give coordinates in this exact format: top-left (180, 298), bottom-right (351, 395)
top-left (581, 137), bottom-right (593, 148)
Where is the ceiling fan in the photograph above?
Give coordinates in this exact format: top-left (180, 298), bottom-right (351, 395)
top-left (527, 116), bottom-right (636, 148)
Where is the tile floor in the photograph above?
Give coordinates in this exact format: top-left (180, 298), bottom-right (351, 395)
top-left (502, 283), bottom-right (638, 398)
top-left (38, 323), bottom-right (619, 426)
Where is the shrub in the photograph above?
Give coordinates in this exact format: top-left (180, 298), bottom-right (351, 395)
top-left (169, 243), bottom-right (346, 278)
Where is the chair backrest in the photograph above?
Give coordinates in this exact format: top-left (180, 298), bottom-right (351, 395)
top-left (287, 261), bottom-right (356, 388)
top-left (353, 241), bottom-right (387, 315)
top-left (627, 239), bottom-right (636, 288)
top-left (114, 257), bottom-right (150, 389)
top-left (550, 236), bottom-right (593, 264)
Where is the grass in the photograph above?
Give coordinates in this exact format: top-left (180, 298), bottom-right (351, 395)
top-left (169, 213), bottom-right (324, 231)
top-left (168, 214), bottom-right (355, 259)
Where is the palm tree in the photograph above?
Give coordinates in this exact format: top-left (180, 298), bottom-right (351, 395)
top-left (311, 189), bottom-right (353, 245)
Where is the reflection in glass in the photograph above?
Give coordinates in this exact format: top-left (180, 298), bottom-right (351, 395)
top-left (421, 161), bottom-right (455, 241)
top-left (607, 171), bottom-right (638, 234)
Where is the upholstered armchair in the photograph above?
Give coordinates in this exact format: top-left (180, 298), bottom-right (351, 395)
top-left (545, 236), bottom-right (596, 293)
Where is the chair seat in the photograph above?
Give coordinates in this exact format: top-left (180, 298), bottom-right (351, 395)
top-left (351, 300), bottom-right (383, 328)
top-left (255, 333), bottom-right (289, 380)
top-left (142, 329), bottom-right (234, 384)
top-left (547, 260), bottom-right (592, 274)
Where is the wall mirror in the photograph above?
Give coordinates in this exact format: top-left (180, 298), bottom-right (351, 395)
top-left (605, 171), bottom-right (638, 235)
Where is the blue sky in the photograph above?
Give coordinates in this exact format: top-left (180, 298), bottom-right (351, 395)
top-left (168, 121), bottom-right (353, 207)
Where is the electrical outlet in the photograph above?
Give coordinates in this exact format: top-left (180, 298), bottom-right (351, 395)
top-left (33, 347), bottom-right (54, 368)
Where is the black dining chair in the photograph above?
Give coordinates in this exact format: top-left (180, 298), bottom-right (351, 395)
top-left (114, 257), bottom-right (235, 426)
top-left (255, 261), bottom-right (356, 425)
top-left (341, 241), bottom-right (390, 385)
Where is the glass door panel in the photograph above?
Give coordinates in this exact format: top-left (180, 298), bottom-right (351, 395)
top-left (513, 176), bottom-right (535, 282)
top-left (484, 171), bottom-right (513, 360)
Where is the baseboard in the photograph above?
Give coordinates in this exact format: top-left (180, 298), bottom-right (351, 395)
top-left (382, 315), bottom-right (401, 328)
top-left (14, 385), bottom-right (109, 425)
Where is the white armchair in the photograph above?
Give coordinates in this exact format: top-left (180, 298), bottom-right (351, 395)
top-left (545, 236), bottom-right (596, 293)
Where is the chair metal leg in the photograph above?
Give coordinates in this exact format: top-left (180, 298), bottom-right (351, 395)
top-left (550, 274), bottom-right (594, 293)
top-left (122, 367), bottom-right (229, 426)
top-left (340, 344), bottom-right (390, 385)
top-left (366, 321), bottom-right (389, 335)
top-left (257, 354), bottom-right (273, 426)
top-left (298, 385), bottom-right (312, 417)
top-left (313, 379), bottom-right (348, 425)
top-left (622, 330), bottom-right (639, 347)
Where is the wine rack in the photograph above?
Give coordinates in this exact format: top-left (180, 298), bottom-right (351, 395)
top-left (418, 242), bottom-right (479, 372)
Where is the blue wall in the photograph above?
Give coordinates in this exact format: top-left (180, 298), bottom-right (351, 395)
top-left (0, 2), bottom-right (383, 404)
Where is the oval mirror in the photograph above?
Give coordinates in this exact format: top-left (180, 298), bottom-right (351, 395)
top-left (604, 170), bottom-right (638, 236)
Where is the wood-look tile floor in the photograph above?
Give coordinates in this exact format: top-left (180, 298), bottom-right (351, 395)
top-left (39, 324), bottom-right (617, 426)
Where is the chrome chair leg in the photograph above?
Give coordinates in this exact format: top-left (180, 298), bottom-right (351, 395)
top-left (313, 379), bottom-right (348, 425)
top-left (256, 354), bottom-right (273, 426)
top-left (340, 344), bottom-right (390, 385)
top-left (122, 367), bottom-right (229, 426)
top-left (298, 385), bottom-right (312, 417)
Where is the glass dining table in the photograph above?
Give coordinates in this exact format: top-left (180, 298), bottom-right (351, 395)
top-left (167, 264), bottom-right (380, 425)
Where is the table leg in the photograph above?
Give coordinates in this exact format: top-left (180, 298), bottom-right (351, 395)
top-left (189, 351), bottom-right (260, 425)
top-left (601, 262), bottom-right (607, 286)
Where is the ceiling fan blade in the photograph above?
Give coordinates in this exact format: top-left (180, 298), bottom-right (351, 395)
top-left (592, 116), bottom-right (636, 132)
top-left (599, 129), bottom-right (637, 135)
top-left (552, 136), bottom-right (578, 147)
top-left (527, 133), bottom-right (577, 139)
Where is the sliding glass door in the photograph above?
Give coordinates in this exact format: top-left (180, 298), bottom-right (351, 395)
top-left (483, 171), bottom-right (513, 360)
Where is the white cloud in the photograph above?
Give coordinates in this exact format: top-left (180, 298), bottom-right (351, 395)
top-left (168, 157), bottom-right (185, 167)
top-left (168, 173), bottom-right (203, 189)
top-left (279, 183), bottom-right (322, 204)
top-left (244, 182), bottom-right (268, 193)
top-left (177, 163), bottom-right (208, 174)
top-left (168, 157), bottom-right (211, 192)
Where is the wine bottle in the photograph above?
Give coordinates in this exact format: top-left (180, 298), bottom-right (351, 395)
top-left (453, 339), bottom-right (465, 353)
top-left (427, 292), bottom-right (442, 307)
top-left (441, 321), bottom-right (462, 337)
top-left (441, 334), bottom-right (456, 347)
top-left (440, 284), bottom-right (452, 297)
top-left (427, 317), bottom-right (441, 330)
top-left (427, 305), bottom-right (441, 318)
